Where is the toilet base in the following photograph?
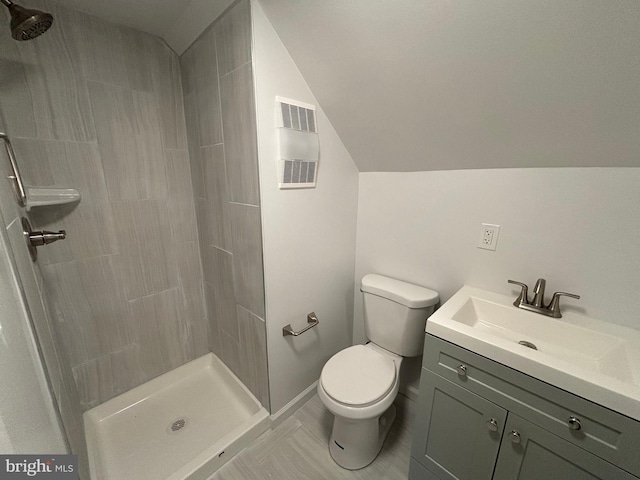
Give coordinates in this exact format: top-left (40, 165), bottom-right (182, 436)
top-left (328, 404), bottom-right (396, 470)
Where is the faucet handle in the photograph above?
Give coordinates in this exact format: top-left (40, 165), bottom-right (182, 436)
top-left (508, 280), bottom-right (529, 307)
top-left (547, 292), bottom-right (581, 318)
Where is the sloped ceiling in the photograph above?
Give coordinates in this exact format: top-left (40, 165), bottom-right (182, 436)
top-left (259, 0), bottom-right (640, 171)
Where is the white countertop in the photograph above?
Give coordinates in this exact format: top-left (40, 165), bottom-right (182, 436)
top-left (426, 285), bottom-right (640, 421)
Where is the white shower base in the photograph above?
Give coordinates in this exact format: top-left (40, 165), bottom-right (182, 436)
top-left (84, 353), bottom-right (269, 480)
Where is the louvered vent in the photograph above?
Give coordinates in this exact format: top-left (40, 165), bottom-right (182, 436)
top-left (276, 97), bottom-right (319, 189)
top-left (282, 160), bottom-right (317, 185)
top-left (279, 101), bottom-right (317, 133)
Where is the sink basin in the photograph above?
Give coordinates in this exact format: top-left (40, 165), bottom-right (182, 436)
top-left (426, 285), bottom-right (640, 420)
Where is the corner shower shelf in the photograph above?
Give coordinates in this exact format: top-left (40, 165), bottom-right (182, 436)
top-left (25, 186), bottom-right (81, 211)
top-left (1, 131), bottom-right (81, 210)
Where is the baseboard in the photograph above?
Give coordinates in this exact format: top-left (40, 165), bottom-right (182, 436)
top-left (269, 381), bottom-right (318, 428)
top-left (400, 383), bottom-right (420, 403)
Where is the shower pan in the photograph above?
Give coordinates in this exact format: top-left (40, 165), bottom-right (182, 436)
top-left (84, 353), bottom-right (269, 480)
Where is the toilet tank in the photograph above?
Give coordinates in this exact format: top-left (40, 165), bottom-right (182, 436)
top-left (361, 274), bottom-right (439, 357)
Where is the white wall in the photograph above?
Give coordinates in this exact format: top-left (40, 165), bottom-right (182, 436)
top-left (252, 0), bottom-right (360, 414)
top-left (354, 168), bottom-right (640, 345)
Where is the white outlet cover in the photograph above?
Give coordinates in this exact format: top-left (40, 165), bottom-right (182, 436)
top-left (478, 223), bottom-right (500, 251)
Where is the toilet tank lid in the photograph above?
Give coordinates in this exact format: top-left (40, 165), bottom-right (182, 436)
top-left (361, 274), bottom-right (439, 308)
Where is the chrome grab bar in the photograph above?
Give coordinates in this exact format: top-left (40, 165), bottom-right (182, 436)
top-left (283, 312), bottom-right (319, 337)
top-left (0, 132), bottom-right (27, 208)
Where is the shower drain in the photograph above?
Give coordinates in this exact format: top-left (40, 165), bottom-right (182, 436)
top-left (166, 417), bottom-right (189, 435)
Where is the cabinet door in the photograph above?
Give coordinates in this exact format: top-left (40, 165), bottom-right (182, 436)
top-left (411, 369), bottom-right (507, 480)
top-left (493, 413), bottom-right (637, 480)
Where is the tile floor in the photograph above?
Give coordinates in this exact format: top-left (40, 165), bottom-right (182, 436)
top-left (211, 394), bottom-right (415, 480)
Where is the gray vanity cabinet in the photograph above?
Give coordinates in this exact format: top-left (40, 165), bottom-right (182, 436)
top-left (409, 334), bottom-right (640, 480)
top-left (493, 414), bottom-right (636, 480)
top-left (411, 369), bottom-right (507, 480)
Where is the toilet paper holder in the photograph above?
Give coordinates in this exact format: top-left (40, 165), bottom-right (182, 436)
top-left (282, 312), bottom-right (319, 337)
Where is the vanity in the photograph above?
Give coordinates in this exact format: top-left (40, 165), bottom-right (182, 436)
top-left (409, 285), bottom-right (640, 480)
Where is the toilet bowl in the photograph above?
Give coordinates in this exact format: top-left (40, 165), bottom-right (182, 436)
top-left (318, 343), bottom-right (402, 469)
top-left (318, 274), bottom-right (439, 470)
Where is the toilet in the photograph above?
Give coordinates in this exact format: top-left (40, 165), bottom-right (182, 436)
top-left (318, 273), bottom-right (439, 470)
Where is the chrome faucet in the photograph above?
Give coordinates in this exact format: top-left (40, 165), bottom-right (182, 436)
top-left (531, 278), bottom-right (546, 308)
top-left (507, 278), bottom-right (580, 318)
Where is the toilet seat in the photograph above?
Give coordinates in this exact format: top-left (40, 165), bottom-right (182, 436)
top-left (320, 345), bottom-right (396, 407)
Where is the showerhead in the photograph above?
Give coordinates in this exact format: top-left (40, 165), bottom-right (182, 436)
top-left (1, 0), bottom-right (53, 41)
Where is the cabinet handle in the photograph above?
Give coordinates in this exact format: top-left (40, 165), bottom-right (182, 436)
top-left (486, 419), bottom-right (498, 432)
top-left (456, 364), bottom-right (467, 377)
top-left (509, 430), bottom-right (521, 444)
top-left (567, 416), bottom-right (582, 431)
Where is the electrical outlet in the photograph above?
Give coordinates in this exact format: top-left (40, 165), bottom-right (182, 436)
top-left (478, 224), bottom-right (500, 251)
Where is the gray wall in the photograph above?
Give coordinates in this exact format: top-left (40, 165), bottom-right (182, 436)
top-left (0, 0), bottom-right (208, 421)
top-left (181, 0), bottom-right (269, 409)
top-left (259, 0), bottom-right (640, 172)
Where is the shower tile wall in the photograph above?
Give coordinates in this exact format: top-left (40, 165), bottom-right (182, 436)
top-left (0, 127), bottom-right (87, 476)
top-left (181, 0), bottom-right (269, 409)
top-left (0, 0), bottom-right (207, 423)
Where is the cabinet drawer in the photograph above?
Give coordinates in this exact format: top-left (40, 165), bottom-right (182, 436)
top-left (423, 334), bottom-right (640, 477)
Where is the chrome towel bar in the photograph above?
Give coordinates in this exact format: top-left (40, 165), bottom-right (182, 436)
top-left (283, 312), bottom-right (319, 337)
top-left (0, 132), bottom-right (27, 208)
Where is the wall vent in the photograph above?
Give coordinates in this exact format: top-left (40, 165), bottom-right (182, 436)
top-left (279, 101), bottom-right (316, 133)
top-left (282, 160), bottom-right (317, 185)
top-left (276, 97), bottom-right (319, 189)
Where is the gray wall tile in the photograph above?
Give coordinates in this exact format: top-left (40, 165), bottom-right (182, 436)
top-left (166, 149), bottom-right (198, 244)
top-left (180, 0), bottom-right (268, 410)
top-left (14, 139), bottom-right (119, 265)
top-left (180, 48), bottom-right (208, 203)
top-left (192, 29), bottom-right (223, 147)
top-left (229, 203), bottom-right (265, 317)
top-left (64, 8), bottom-right (129, 88)
top-left (203, 245), bottom-right (239, 340)
top-left (214, 0), bottom-right (252, 77)
top-left (204, 281), bottom-right (223, 358)
top-left (119, 27), bottom-right (156, 92)
top-left (0, 5), bottom-right (95, 142)
top-left (57, 386), bottom-right (88, 475)
top-left (41, 255), bottom-right (135, 366)
top-left (154, 46), bottom-right (188, 150)
top-left (221, 331), bottom-right (241, 379)
top-left (88, 81), bottom-right (168, 201)
top-left (0, 35), bottom-right (38, 139)
top-left (112, 200), bottom-right (178, 299)
top-left (175, 241), bottom-right (206, 323)
top-left (237, 305), bottom-right (270, 409)
top-left (220, 63), bottom-right (260, 206)
top-left (130, 288), bottom-right (190, 380)
top-left (202, 144), bottom-right (232, 250)
top-left (187, 315), bottom-right (211, 360)
top-left (72, 344), bottom-right (140, 409)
